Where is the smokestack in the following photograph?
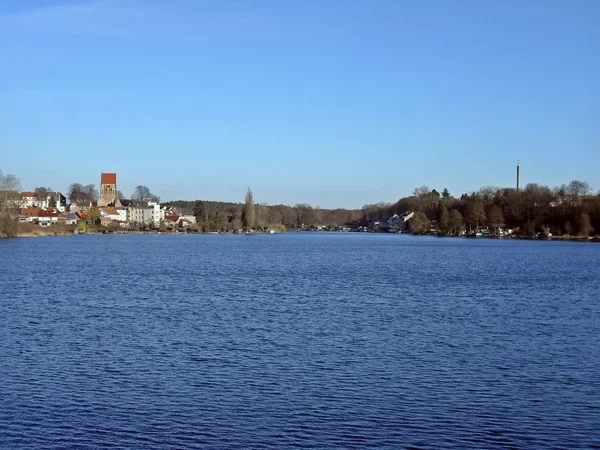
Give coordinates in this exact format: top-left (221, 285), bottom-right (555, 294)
top-left (517, 161), bottom-right (521, 192)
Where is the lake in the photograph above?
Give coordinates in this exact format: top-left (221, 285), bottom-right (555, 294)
top-left (1, 233), bottom-right (599, 449)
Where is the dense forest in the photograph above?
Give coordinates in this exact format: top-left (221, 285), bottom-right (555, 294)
top-left (360, 181), bottom-right (598, 237)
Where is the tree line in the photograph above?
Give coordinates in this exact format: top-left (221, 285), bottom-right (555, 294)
top-left (361, 181), bottom-right (598, 237)
top-left (2, 167), bottom-right (598, 238)
top-left (165, 188), bottom-right (362, 232)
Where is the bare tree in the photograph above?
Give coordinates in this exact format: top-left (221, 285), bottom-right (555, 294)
top-left (68, 183), bottom-right (98, 204)
top-left (68, 183), bottom-right (84, 203)
top-left (449, 209), bottom-right (464, 235)
top-left (413, 186), bottom-right (430, 197)
top-left (487, 205), bottom-right (505, 231)
top-left (132, 185), bottom-right (159, 204)
top-left (84, 184), bottom-right (98, 202)
top-left (578, 213), bottom-right (593, 237)
top-left (465, 200), bottom-right (486, 230)
top-left (0, 170), bottom-right (21, 237)
top-left (567, 180), bottom-right (591, 198)
top-left (34, 187), bottom-right (50, 205)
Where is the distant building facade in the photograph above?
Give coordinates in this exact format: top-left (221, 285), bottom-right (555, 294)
top-left (148, 201), bottom-right (161, 225)
top-left (127, 206), bottom-right (154, 225)
top-left (19, 191), bottom-right (66, 211)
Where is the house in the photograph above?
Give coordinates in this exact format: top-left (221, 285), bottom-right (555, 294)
top-left (100, 207), bottom-right (127, 222)
top-left (47, 192), bottom-right (67, 212)
top-left (20, 192), bottom-right (37, 208)
top-left (63, 213), bottom-right (79, 225)
top-left (164, 215), bottom-right (180, 227)
top-left (19, 191), bottom-right (67, 211)
top-left (387, 214), bottom-right (401, 226)
top-left (18, 208), bottom-right (42, 222)
top-left (179, 215), bottom-right (196, 224)
top-left (100, 218), bottom-right (115, 227)
top-left (70, 201), bottom-right (93, 212)
top-left (387, 212), bottom-right (415, 227)
top-left (75, 210), bottom-right (94, 227)
top-left (160, 205), bottom-right (173, 221)
top-left (179, 218), bottom-right (194, 228)
top-left (37, 210), bottom-right (59, 226)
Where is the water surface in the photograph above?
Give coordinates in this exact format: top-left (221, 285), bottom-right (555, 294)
top-left (1, 233), bottom-right (599, 448)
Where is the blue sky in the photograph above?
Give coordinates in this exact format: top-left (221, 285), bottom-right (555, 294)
top-left (1, 0), bottom-right (598, 208)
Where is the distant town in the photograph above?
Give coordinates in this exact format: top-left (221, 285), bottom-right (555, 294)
top-left (0, 167), bottom-right (598, 240)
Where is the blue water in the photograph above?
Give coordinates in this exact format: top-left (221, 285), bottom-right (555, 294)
top-left (1, 233), bottom-right (599, 449)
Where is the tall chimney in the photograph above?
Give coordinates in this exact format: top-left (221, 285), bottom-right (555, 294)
top-left (516, 161), bottom-right (521, 192)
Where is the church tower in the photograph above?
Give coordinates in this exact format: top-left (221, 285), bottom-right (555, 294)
top-left (98, 172), bottom-right (120, 207)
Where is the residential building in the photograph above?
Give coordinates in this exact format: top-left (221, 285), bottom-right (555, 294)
top-left (47, 192), bottom-right (67, 212)
top-left (164, 215), bottom-right (180, 227)
top-left (20, 192), bottom-right (37, 208)
top-left (37, 210), bottom-right (59, 226)
top-left (387, 212), bottom-right (414, 227)
top-left (148, 201), bottom-right (161, 225)
top-left (160, 205), bottom-right (173, 221)
top-left (70, 201), bottom-right (92, 212)
top-left (64, 213), bottom-right (79, 225)
top-left (18, 208), bottom-right (41, 222)
top-left (19, 191), bottom-right (67, 211)
top-left (100, 207), bottom-right (126, 222)
top-left (127, 206), bottom-right (154, 225)
top-left (179, 215), bottom-right (196, 224)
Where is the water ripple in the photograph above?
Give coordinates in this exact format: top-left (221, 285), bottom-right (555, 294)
top-left (1, 234), bottom-right (599, 449)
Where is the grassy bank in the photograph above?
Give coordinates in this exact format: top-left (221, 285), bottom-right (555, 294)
top-left (15, 223), bottom-right (76, 238)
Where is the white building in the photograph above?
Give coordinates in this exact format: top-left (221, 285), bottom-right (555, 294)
top-left (179, 215), bottom-right (196, 224)
top-left (36, 211), bottom-right (60, 226)
top-left (19, 191), bottom-right (67, 212)
top-left (20, 192), bottom-right (37, 208)
top-left (100, 207), bottom-right (127, 222)
top-left (387, 211), bottom-right (415, 227)
top-left (47, 192), bottom-right (67, 212)
top-left (127, 206), bottom-right (154, 225)
top-left (160, 205), bottom-right (173, 221)
top-left (148, 201), bottom-right (161, 225)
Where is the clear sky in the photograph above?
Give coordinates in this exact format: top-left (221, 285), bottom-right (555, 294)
top-left (1, 0), bottom-right (598, 208)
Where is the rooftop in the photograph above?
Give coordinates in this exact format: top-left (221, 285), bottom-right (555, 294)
top-left (101, 173), bottom-right (117, 184)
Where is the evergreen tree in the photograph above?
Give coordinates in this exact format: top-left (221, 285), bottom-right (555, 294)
top-left (193, 200), bottom-right (207, 231)
top-left (242, 187), bottom-right (255, 230)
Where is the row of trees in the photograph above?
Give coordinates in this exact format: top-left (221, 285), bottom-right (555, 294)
top-left (362, 181), bottom-right (598, 237)
top-left (168, 188), bottom-right (361, 232)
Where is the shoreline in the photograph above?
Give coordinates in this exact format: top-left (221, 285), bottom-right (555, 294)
top-left (3, 229), bottom-right (598, 243)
